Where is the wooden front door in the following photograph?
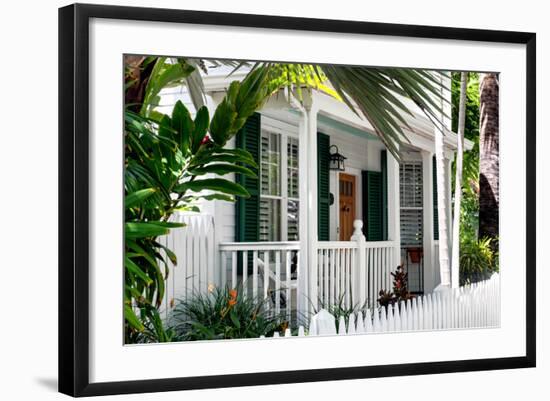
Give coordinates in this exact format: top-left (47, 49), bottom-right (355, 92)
top-left (339, 173), bottom-right (356, 240)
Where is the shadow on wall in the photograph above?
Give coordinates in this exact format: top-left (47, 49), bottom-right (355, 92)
top-left (34, 377), bottom-right (57, 392)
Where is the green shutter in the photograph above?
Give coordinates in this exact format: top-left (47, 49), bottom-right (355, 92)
top-left (235, 113), bottom-right (261, 242)
top-left (381, 150), bottom-right (388, 241)
top-left (362, 150), bottom-right (388, 241)
top-left (433, 155), bottom-right (439, 240)
top-left (363, 171), bottom-right (382, 241)
top-left (317, 132), bottom-right (330, 241)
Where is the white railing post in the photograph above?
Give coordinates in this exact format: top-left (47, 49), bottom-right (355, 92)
top-left (351, 220), bottom-right (367, 307)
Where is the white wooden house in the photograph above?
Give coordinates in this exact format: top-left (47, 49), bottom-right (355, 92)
top-left (156, 66), bottom-right (473, 324)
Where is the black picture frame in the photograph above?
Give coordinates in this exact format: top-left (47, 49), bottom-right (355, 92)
top-left (59, 3), bottom-right (536, 397)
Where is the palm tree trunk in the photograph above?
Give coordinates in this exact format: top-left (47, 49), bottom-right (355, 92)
top-left (479, 73), bottom-right (499, 246)
top-left (451, 72), bottom-right (468, 288)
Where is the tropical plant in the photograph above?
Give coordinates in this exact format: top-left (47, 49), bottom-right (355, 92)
top-left (478, 73), bottom-right (499, 249)
top-left (171, 286), bottom-right (288, 340)
top-left (459, 236), bottom-right (499, 285)
top-left (126, 306), bottom-right (180, 344)
top-left (312, 293), bottom-right (370, 333)
top-left (124, 59), bottom-right (276, 341)
top-left (377, 265), bottom-right (415, 308)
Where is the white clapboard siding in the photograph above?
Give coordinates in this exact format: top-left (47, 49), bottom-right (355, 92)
top-left (157, 213), bottom-right (215, 320)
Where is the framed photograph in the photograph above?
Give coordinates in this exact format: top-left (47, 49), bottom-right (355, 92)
top-left (58, 3), bottom-right (536, 397)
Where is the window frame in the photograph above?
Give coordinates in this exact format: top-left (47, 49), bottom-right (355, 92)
top-left (399, 159), bottom-right (424, 247)
top-left (259, 116), bottom-right (300, 242)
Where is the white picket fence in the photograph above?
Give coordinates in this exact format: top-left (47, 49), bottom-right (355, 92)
top-left (156, 215), bottom-right (499, 336)
top-left (157, 213), bottom-right (216, 319)
top-left (260, 273), bottom-right (500, 338)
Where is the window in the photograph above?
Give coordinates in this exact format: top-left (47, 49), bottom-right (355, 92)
top-left (400, 161), bottom-right (423, 246)
top-left (287, 137), bottom-right (300, 240)
top-left (259, 128), bottom-right (299, 241)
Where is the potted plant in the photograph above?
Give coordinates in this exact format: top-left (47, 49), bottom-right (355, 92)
top-left (407, 247), bottom-right (423, 264)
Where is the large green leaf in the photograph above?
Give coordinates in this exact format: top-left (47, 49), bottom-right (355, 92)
top-left (195, 193), bottom-right (235, 202)
top-left (141, 59), bottom-right (195, 115)
top-left (189, 153), bottom-right (257, 168)
top-left (125, 221), bottom-right (183, 239)
top-left (174, 178), bottom-right (250, 197)
top-left (125, 188), bottom-right (156, 208)
top-left (154, 241), bottom-right (178, 265)
top-left (206, 147), bottom-right (258, 167)
top-left (191, 106), bottom-right (209, 153)
top-left (189, 163), bottom-right (256, 177)
top-left (124, 305), bottom-right (145, 331)
top-left (209, 95), bottom-right (238, 146)
top-left (171, 101), bottom-right (194, 153)
top-left (125, 256), bottom-right (153, 285)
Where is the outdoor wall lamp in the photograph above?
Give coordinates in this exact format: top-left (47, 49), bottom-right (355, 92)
top-left (329, 144), bottom-right (347, 171)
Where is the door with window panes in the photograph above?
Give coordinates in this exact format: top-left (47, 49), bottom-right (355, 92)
top-left (259, 128), bottom-right (300, 241)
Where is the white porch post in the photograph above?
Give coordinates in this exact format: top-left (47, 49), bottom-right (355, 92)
top-left (421, 151), bottom-right (435, 293)
top-left (444, 155), bottom-right (457, 288)
top-left (386, 150), bottom-right (401, 269)
top-left (297, 108), bottom-right (309, 318)
top-left (297, 95), bottom-right (319, 317)
top-left (306, 101), bottom-right (319, 313)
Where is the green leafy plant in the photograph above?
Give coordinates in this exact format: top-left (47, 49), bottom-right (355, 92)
top-left (124, 58), bottom-right (275, 342)
top-left (126, 305), bottom-right (181, 344)
top-left (459, 236), bottom-right (499, 285)
top-left (312, 294), bottom-right (370, 333)
top-left (171, 285), bottom-right (288, 340)
top-left (377, 265), bottom-right (415, 308)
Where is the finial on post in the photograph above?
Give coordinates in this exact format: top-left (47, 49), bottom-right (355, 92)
top-left (351, 219), bottom-right (365, 241)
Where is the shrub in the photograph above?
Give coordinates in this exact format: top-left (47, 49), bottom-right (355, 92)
top-left (460, 236), bottom-right (498, 285)
top-left (171, 285), bottom-right (288, 341)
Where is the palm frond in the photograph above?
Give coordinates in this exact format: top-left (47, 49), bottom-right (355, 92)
top-left (175, 59), bottom-right (448, 159)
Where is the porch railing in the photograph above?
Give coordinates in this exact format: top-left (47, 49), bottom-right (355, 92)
top-left (218, 241), bottom-right (300, 322)
top-left (158, 216), bottom-right (398, 324)
top-left (315, 235), bottom-right (396, 311)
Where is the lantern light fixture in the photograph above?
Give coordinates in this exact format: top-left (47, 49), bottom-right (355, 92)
top-left (329, 144), bottom-right (346, 171)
